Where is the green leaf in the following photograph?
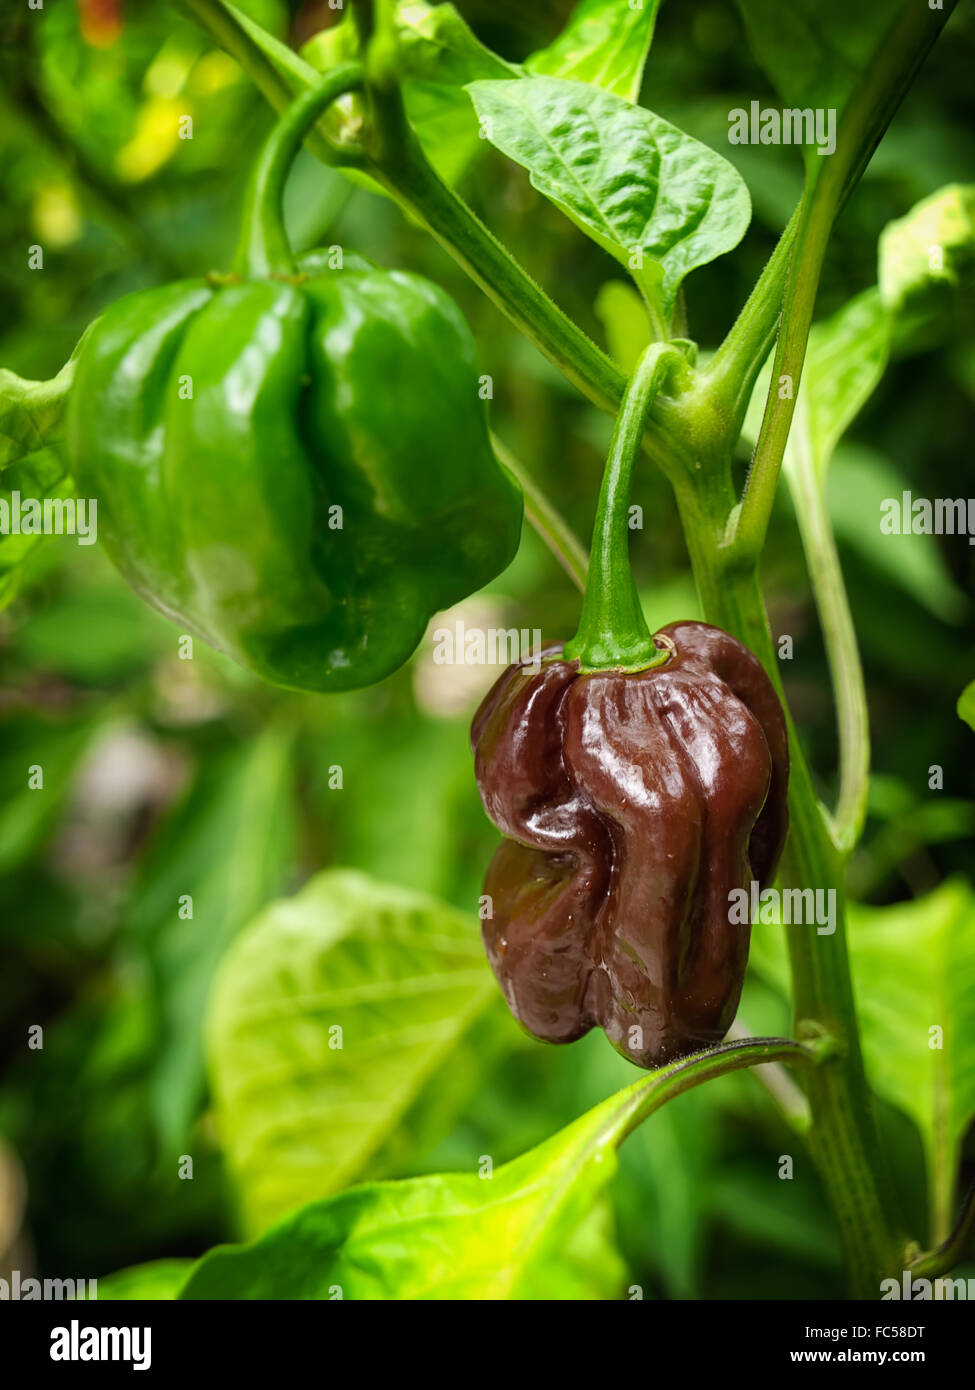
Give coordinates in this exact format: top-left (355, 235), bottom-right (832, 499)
top-left (96, 1260), bottom-right (194, 1301)
top-left (183, 1092), bottom-right (630, 1298)
top-left (958, 682), bottom-right (975, 733)
top-left (0, 358), bottom-right (75, 473)
top-left (0, 448), bottom-right (74, 611)
top-left (879, 184), bottom-right (975, 352)
top-left (850, 881), bottom-right (975, 1238)
top-left (525, 0), bottom-right (662, 103)
top-left (467, 77), bottom-right (750, 328)
top-left (0, 710), bottom-right (96, 880)
top-left (206, 868), bottom-right (502, 1234)
top-left (186, 1035), bottom-right (808, 1298)
top-left (826, 445), bottom-right (967, 625)
top-left (130, 727), bottom-right (297, 1151)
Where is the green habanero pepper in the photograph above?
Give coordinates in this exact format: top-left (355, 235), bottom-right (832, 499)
top-left (66, 66), bottom-right (522, 693)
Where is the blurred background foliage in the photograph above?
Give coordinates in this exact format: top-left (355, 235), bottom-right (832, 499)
top-left (0, 0), bottom-right (973, 1299)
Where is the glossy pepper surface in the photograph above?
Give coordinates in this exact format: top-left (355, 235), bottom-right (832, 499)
top-left (66, 69), bottom-right (522, 693)
top-left (471, 620), bottom-right (790, 1068)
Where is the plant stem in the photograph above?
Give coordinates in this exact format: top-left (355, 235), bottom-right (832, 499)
top-left (615, 1035), bottom-right (826, 1144)
top-left (725, 1020), bottom-right (812, 1133)
top-left (234, 65), bottom-right (364, 276)
top-left (564, 344), bottom-right (684, 672)
top-left (908, 1179), bottom-right (975, 1281)
top-left (702, 204), bottom-right (800, 438)
top-left (784, 412), bottom-right (870, 853)
top-left (491, 435), bottom-right (588, 592)
top-left (672, 471), bottom-right (901, 1296)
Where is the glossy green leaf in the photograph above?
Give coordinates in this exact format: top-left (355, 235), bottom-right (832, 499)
top-left (525, 0), bottom-right (661, 103)
top-left (850, 880), bottom-right (975, 1238)
top-left (958, 682), bottom-right (975, 733)
top-left (130, 726), bottom-right (297, 1150)
top-left (206, 868), bottom-right (501, 1234)
top-left (96, 1260), bottom-right (194, 1301)
top-left (467, 77), bottom-right (750, 327)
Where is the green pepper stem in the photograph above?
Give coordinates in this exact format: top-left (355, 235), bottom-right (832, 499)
top-left (233, 63), bottom-right (364, 278)
top-left (563, 343), bottom-right (683, 672)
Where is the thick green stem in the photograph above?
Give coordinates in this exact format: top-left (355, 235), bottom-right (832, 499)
top-left (616, 1035), bottom-right (828, 1144)
top-left (673, 471), bottom-right (902, 1297)
top-left (703, 204), bottom-right (800, 439)
top-left (564, 345), bottom-right (684, 672)
top-left (784, 416), bottom-right (870, 854)
top-left (234, 64), bottom-right (364, 277)
top-left (909, 1179), bottom-right (975, 1281)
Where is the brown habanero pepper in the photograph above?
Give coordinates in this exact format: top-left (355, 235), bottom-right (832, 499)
top-left (471, 620), bottom-right (789, 1069)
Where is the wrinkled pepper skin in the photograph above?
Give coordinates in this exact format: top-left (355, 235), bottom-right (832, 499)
top-left (67, 252), bottom-right (522, 693)
top-left (471, 620), bottom-right (790, 1068)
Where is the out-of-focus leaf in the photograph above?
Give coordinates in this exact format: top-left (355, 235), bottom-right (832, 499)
top-left (0, 711), bottom-right (95, 878)
top-left (0, 986), bottom-right (226, 1271)
top-left (467, 77), bottom-right (751, 327)
top-left (525, 0), bottom-right (661, 103)
top-left (879, 184), bottom-right (975, 351)
top-left (732, 0), bottom-right (918, 178)
top-left (733, 0), bottom-right (904, 111)
top-left (826, 445), bottom-right (967, 625)
top-left (13, 574), bottom-right (172, 682)
top-left (96, 1260), bottom-right (193, 1300)
top-left (0, 449), bottom-right (74, 610)
top-left (129, 726), bottom-right (297, 1151)
top-left (850, 880), bottom-right (975, 1237)
top-left (206, 868), bottom-right (501, 1234)
top-left (0, 355), bottom-right (75, 471)
top-left (958, 681), bottom-right (975, 732)
top-left (181, 1085), bottom-right (638, 1299)
top-left (710, 1165), bottom-right (840, 1268)
top-left (594, 279), bottom-right (651, 373)
top-left (850, 787), bottom-right (975, 900)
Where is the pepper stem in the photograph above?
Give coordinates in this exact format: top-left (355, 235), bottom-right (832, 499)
top-left (564, 343), bottom-right (683, 672)
top-left (233, 63), bottom-right (364, 278)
